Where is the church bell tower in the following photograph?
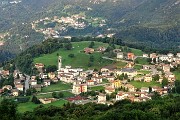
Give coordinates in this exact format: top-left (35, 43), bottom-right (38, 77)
top-left (58, 56), bottom-right (62, 70)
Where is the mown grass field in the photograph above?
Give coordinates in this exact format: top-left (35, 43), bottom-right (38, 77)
top-left (130, 81), bottom-right (161, 89)
top-left (174, 71), bottom-right (180, 81)
top-left (18, 99), bottom-right (67, 113)
top-left (134, 65), bottom-right (142, 70)
top-left (135, 57), bottom-right (149, 65)
top-left (130, 48), bottom-right (144, 56)
top-left (34, 41), bottom-right (113, 70)
top-left (115, 61), bottom-right (127, 68)
top-left (41, 82), bottom-right (71, 92)
top-left (89, 86), bottom-right (105, 91)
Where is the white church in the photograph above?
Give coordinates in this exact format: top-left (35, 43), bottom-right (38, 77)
top-left (57, 56), bottom-right (83, 83)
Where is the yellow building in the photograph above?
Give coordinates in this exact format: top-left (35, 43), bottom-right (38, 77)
top-left (144, 75), bottom-right (152, 82)
top-left (48, 72), bottom-right (56, 79)
top-left (112, 80), bottom-right (121, 88)
top-left (72, 84), bottom-right (88, 95)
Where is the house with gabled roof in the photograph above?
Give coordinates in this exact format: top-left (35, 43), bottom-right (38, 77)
top-left (98, 93), bottom-right (106, 104)
top-left (11, 89), bottom-right (19, 96)
top-left (124, 84), bottom-right (135, 92)
top-left (91, 76), bottom-right (102, 84)
top-left (87, 80), bottom-right (95, 86)
top-left (16, 84), bottom-right (24, 91)
top-left (105, 86), bottom-right (115, 94)
top-left (2, 85), bottom-right (12, 90)
top-left (140, 87), bottom-right (149, 93)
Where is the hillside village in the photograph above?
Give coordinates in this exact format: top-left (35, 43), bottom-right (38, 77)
top-left (31, 14), bottom-right (112, 39)
top-left (0, 43), bottom-right (180, 106)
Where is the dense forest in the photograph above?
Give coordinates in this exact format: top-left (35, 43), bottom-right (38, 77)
top-left (1, 95), bottom-right (180, 120)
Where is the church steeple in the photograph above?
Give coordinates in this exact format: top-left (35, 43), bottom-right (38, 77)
top-left (58, 56), bottom-right (62, 70)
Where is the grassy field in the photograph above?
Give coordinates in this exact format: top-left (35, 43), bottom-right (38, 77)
top-left (102, 79), bottom-right (109, 83)
top-left (34, 41), bottom-right (113, 70)
top-left (18, 100), bottom-right (67, 113)
top-left (0, 97), bottom-right (4, 102)
top-left (130, 48), bottom-right (144, 56)
top-left (18, 102), bottom-right (38, 113)
top-left (41, 82), bottom-right (71, 92)
top-left (61, 91), bottom-right (74, 98)
top-left (135, 57), bottom-right (149, 65)
top-left (89, 86), bottom-right (105, 91)
top-left (174, 71), bottom-right (180, 80)
top-left (115, 61), bottom-right (127, 68)
top-left (36, 93), bottom-right (53, 99)
top-left (134, 65), bottom-right (142, 70)
top-left (130, 81), bottom-right (161, 89)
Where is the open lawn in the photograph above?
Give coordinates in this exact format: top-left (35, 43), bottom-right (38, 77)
top-left (36, 93), bottom-right (53, 99)
top-left (115, 61), bottom-right (127, 69)
top-left (61, 91), bottom-right (74, 98)
top-left (130, 81), bottom-right (161, 89)
top-left (0, 97), bottom-right (4, 102)
top-left (90, 86), bottom-right (105, 91)
top-left (134, 65), bottom-right (142, 70)
top-left (174, 71), bottom-right (180, 80)
top-left (102, 79), bottom-right (109, 83)
top-left (18, 102), bottom-right (38, 113)
top-left (41, 82), bottom-right (71, 92)
top-left (34, 41), bottom-right (112, 70)
top-left (130, 48), bottom-right (144, 56)
top-left (135, 57), bottom-right (149, 65)
top-left (18, 100), bottom-right (67, 113)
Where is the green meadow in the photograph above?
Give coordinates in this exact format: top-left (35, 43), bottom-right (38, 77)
top-left (130, 81), bottom-right (161, 89)
top-left (34, 41), bottom-right (113, 70)
top-left (18, 100), bottom-right (67, 113)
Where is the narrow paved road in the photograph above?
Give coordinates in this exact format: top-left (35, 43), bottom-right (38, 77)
top-left (88, 83), bottom-right (109, 88)
top-left (102, 56), bottom-right (115, 61)
top-left (24, 75), bottom-right (30, 93)
top-left (37, 89), bottom-right (72, 95)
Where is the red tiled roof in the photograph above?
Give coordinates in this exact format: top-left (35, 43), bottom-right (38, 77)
top-left (66, 95), bottom-right (87, 101)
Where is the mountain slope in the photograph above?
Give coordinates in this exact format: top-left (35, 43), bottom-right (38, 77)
top-left (0, 0), bottom-right (179, 63)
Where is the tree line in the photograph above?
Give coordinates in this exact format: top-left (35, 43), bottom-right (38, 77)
top-left (1, 94), bottom-right (180, 120)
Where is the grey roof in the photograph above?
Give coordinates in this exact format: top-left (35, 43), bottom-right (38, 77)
top-left (121, 68), bottom-right (136, 73)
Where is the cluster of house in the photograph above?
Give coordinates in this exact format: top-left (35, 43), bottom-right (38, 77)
top-left (115, 52), bottom-right (180, 83)
top-left (31, 13), bottom-right (106, 38)
top-left (95, 33), bottom-right (115, 38)
top-left (116, 52), bottom-right (135, 60)
top-left (9, 1), bottom-right (22, 4)
top-left (89, 0), bottom-right (108, 4)
top-left (34, 56), bottom-right (172, 104)
top-left (0, 33), bottom-right (9, 46)
top-left (0, 70), bottom-right (26, 96)
top-left (141, 53), bottom-right (180, 83)
top-left (84, 46), bottom-right (106, 54)
top-left (0, 50), bottom-right (179, 105)
top-left (117, 51), bottom-right (180, 64)
top-left (33, 53), bottom-right (177, 100)
top-left (147, 53), bottom-right (180, 64)
top-left (32, 56), bottom-right (138, 96)
top-left (88, 80), bottom-right (169, 105)
top-left (0, 41), bottom-right (4, 46)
